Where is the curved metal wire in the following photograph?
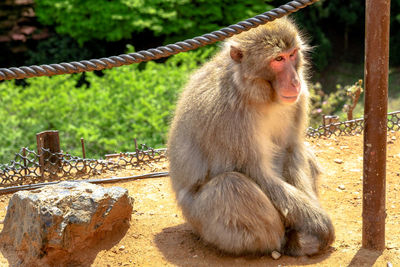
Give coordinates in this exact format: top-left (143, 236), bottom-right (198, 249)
top-left (0, 0), bottom-right (319, 81)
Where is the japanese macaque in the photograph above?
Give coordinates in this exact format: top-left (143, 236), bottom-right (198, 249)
top-left (167, 17), bottom-right (334, 256)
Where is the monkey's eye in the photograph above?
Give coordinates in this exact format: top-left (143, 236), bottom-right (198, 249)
top-left (290, 50), bottom-right (297, 58)
top-left (274, 56), bottom-right (284, 62)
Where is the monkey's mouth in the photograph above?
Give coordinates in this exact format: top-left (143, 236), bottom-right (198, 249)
top-left (279, 94), bottom-right (298, 104)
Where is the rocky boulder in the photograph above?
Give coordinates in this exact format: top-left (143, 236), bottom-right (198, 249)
top-left (0, 181), bottom-right (133, 267)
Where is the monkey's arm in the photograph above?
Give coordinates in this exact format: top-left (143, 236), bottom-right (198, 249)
top-left (282, 144), bottom-right (321, 198)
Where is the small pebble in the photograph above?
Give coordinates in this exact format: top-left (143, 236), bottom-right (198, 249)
top-left (334, 159), bottom-right (344, 164)
top-left (387, 262), bottom-right (393, 267)
top-left (119, 245), bottom-right (125, 251)
top-left (338, 184), bottom-right (345, 190)
top-left (271, 250), bottom-right (281, 260)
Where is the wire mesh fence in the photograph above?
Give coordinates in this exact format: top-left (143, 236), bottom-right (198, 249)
top-left (306, 111), bottom-right (400, 138)
top-left (0, 145), bottom-right (166, 188)
top-left (0, 110), bottom-right (399, 191)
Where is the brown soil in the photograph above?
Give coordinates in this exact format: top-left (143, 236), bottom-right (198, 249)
top-left (0, 133), bottom-right (399, 266)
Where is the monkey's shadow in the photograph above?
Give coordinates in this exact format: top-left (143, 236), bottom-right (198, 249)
top-left (154, 223), bottom-right (333, 266)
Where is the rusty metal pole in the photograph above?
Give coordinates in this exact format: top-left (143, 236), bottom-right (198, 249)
top-left (363, 0), bottom-right (390, 251)
top-left (22, 147), bottom-right (27, 178)
top-left (81, 138), bottom-right (87, 173)
top-left (81, 138), bottom-right (86, 159)
top-left (134, 138), bottom-right (140, 164)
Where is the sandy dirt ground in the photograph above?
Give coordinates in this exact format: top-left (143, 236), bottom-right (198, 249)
top-left (0, 132), bottom-right (399, 266)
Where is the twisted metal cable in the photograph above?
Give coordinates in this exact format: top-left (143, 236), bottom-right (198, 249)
top-left (0, 0), bottom-right (319, 81)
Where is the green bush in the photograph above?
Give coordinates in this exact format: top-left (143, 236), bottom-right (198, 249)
top-left (26, 35), bottom-right (105, 65)
top-left (309, 80), bottom-right (364, 127)
top-left (35, 0), bottom-right (273, 45)
top-left (292, 0), bottom-right (332, 70)
top-left (30, 0), bottom-right (400, 71)
top-left (32, 0), bottom-right (367, 72)
top-left (391, 0), bottom-right (400, 65)
top-left (0, 46), bottom-right (217, 163)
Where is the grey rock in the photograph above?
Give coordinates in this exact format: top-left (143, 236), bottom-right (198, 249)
top-left (0, 181), bottom-right (133, 267)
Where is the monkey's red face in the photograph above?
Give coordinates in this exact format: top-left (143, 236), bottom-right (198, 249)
top-left (269, 48), bottom-right (301, 104)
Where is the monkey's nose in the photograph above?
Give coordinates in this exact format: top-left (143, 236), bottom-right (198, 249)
top-left (292, 78), bottom-right (300, 88)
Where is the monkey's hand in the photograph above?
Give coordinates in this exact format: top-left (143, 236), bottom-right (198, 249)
top-left (283, 204), bottom-right (335, 256)
top-left (261, 179), bottom-right (334, 256)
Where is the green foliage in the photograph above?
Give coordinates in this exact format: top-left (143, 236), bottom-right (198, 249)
top-left (309, 80), bottom-right (364, 127)
top-left (33, 0), bottom-right (400, 70)
top-left (391, 0), bottom-right (400, 65)
top-left (26, 0), bottom-right (400, 71)
top-left (34, 0), bottom-right (273, 45)
top-left (0, 46), bottom-right (217, 163)
top-left (26, 35), bottom-right (104, 65)
top-left (323, 0), bottom-right (364, 27)
top-left (293, 1), bottom-right (332, 70)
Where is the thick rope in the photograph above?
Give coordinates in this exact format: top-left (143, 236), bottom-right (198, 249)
top-left (0, 0), bottom-right (319, 81)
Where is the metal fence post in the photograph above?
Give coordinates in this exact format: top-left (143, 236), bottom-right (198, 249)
top-left (36, 130), bottom-right (61, 178)
top-left (81, 137), bottom-right (87, 173)
top-left (22, 147), bottom-right (27, 178)
top-left (363, 0), bottom-right (390, 251)
top-left (134, 138), bottom-right (140, 164)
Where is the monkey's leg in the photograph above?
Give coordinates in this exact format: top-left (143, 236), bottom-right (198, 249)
top-left (305, 147), bottom-right (322, 195)
top-left (179, 172), bottom-right (285, 255)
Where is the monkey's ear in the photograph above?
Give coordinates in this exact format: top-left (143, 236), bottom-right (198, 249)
top-left (230, 46), bottom-right (243, 63)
